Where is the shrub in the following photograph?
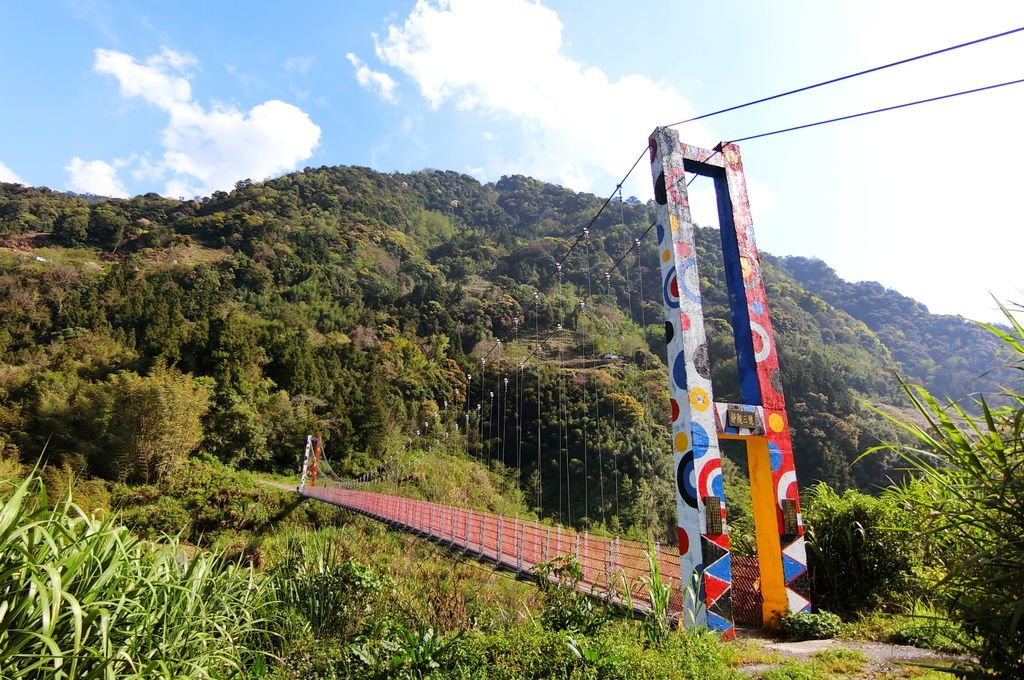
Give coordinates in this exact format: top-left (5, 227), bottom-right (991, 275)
top-left (779, 610), bottom-right (843, 641)
top-left (273, 530), bottom-right (393, 639)
top-left (638, 545), bottom-right (674, 647)
top-left (121, 493), bottom-right (192, 539)
top-left (533, 556), bottom-right (610, 635)
top-left (802, 483), bottom-right (920, 613)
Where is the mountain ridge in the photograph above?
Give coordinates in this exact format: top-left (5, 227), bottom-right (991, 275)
top-left (0, 168), bottom-right (1011, 534)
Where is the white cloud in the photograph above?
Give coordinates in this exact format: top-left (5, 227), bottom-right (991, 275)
top-left (66, 157), bottom-right (129, 197)
top-left (346, 53), bottom-right (398, 103)
top-left (374, 0), bottom-right (713, 193)
top-left (95, 47), bottom-right (196, 110)
top-left (89, 47), bottom-right (321, 197)
top-left (284, 55), bottom-right (315, 75)
top-left (0, 161), bottom-right (24, 184)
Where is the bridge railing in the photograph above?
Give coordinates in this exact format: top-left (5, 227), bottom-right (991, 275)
top-left (300, 485), bottom-right (686, 616)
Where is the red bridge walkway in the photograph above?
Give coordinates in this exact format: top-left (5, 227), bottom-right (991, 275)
top-left (301, 485), bottom-right (764, 624)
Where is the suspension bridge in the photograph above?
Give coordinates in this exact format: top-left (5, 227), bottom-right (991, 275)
top-left (287, 129), bottom-right (815, 641)
top-left (300, 480), bottom-right (764, 625)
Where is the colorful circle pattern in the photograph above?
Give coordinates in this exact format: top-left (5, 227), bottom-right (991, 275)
top-left (677, 452), bottom-right (698, 508)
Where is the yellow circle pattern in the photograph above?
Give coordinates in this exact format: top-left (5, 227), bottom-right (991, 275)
top-left (674, 432), bottom-right (689, 452)
top-left (689, 387), bottom-right (710, 412)
top-left (768, 413), bottom-right (785, 433)
top-left (740, 256), bottom-right (753, 280)
top-left (661, 249), bottom-right (671, 262)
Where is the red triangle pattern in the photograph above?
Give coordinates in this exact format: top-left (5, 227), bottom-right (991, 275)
top-left (705, 532), bottom-right (730, 551)
top-left (704, 573), bottom-right (729, 604)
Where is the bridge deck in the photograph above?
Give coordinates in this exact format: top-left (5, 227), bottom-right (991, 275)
top-left (301, 485), bottom-right (688, 616)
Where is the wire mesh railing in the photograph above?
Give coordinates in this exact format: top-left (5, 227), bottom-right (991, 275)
top-left (300, 485), bottom-right (688, 616)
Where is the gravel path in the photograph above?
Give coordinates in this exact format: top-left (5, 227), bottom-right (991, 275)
top-left (734, 632), bottom-right (969, 677)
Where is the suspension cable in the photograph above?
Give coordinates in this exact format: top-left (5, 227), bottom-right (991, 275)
top-left (465, 372), bottom-right (472, 457)
top-left (664, 25), bottom-right (1024, 128)
top-left (606, 270), bottom-right (620, 520)
top-left (728, 76), bottom-right (1024, 144)
top-left (502, 372), bottom-right (509, 470)
top-left (479, 357), bottom-right (486, 462)
top-left (516, 358), bottom-right (524, 496)
top-left (497, 340), bottom-right (505, 466)
top-left (513, 317), bottom-right (522, 493)
top-left (577, 296), bottom-right (590, 524)
top-left (556, 265), bottom-right (570, 525)
top-left (584, 229), bottom-right (606, 526)
top-left (633, 230), bottom-right (651, 494)
top-left (535, 293), bottom-right (543, 518)
top-left (488, 386), bottom-right (495, 468)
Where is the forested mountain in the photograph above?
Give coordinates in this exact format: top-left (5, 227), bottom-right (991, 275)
top-left (769, 254), bottom-right (1013, 401)
top-left (0, 168), bottom-right (1006, 537)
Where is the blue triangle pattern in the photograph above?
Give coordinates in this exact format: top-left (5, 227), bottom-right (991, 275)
top-left (706, 611), bottom-right (731, 631)
top-left (782, 553), bottom-right (806, 584)
top-left (704, 553), bottom-right (731, 582)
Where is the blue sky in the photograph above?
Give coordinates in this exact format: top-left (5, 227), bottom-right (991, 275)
top-left (1, 0), bottom-right (1022, 321)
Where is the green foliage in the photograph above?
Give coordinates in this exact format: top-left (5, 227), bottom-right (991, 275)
top-left (426, 621), bottom-right (741, 680)
top-left (120, 493), bottom-right (192, 539)
top-left (778, 610), bottom-right (844, 641)
top-left (0, 163), bottom-right (1006, 542)
top-left (751, 647), bottom-right (867, 679)
top-left (886, 601), bottom-right (966, 654)
top-left (639, 545), bottom-right (673, 647)
top-left (105, 364), bottom-right (211, 483)
top-left (0, 472), bottom-right (275, 678)
top-left (274, 530), bottom-right (393, 638)
top-left (88, 205), bottom-right (129, 251)
top-left (810, 647), bottom-right (867, 673)
top-left (114, 457), bottom-right (313, 546)
top-left (803, 483), bottom-right (920, 614)
top-left (350, 625), bottom-right (464, 679)
top-left (869, 304), bottom-right (1024, 677)
top-left (533, 556), bottom-right (610, 635)
top-left (776, 255), bottom-right (1015, 403)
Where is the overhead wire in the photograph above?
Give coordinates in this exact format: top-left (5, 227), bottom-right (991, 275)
top-left (663, 25), bottom-right (1024, 128)
top-left (727, 76), bottom-right (1024, 144)
top-left (555, 146), bottom-right (648, 270)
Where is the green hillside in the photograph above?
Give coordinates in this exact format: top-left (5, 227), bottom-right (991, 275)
top-left (0, 168), bottom-right (998, 534)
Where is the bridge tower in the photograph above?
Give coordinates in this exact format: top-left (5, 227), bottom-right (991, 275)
top-left (648, 128), bottom-right (811, 637)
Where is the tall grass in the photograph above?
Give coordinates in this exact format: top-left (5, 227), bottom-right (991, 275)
top-left (640, 546), bottom-right (673, 646)
top-left (0, 473), bottom-right (275, 678)
top-left (271, 529), bottom-right (392, 639)
top-left (867, 303), bottom-right (1024, 676)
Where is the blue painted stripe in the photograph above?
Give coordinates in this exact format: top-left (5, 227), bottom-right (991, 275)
top-left (716, 174), bottom-right (761, 405)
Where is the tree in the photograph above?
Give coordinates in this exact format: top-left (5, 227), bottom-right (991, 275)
top-left (54, 208), bottom-right (90, 246)
top-left (88, 205), bottom-right (128, 252)
top-left (106, 365), bottom-right (211, 484)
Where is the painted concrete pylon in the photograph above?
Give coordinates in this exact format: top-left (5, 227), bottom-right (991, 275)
top-left (649, 128), bottom-right (811, 638)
